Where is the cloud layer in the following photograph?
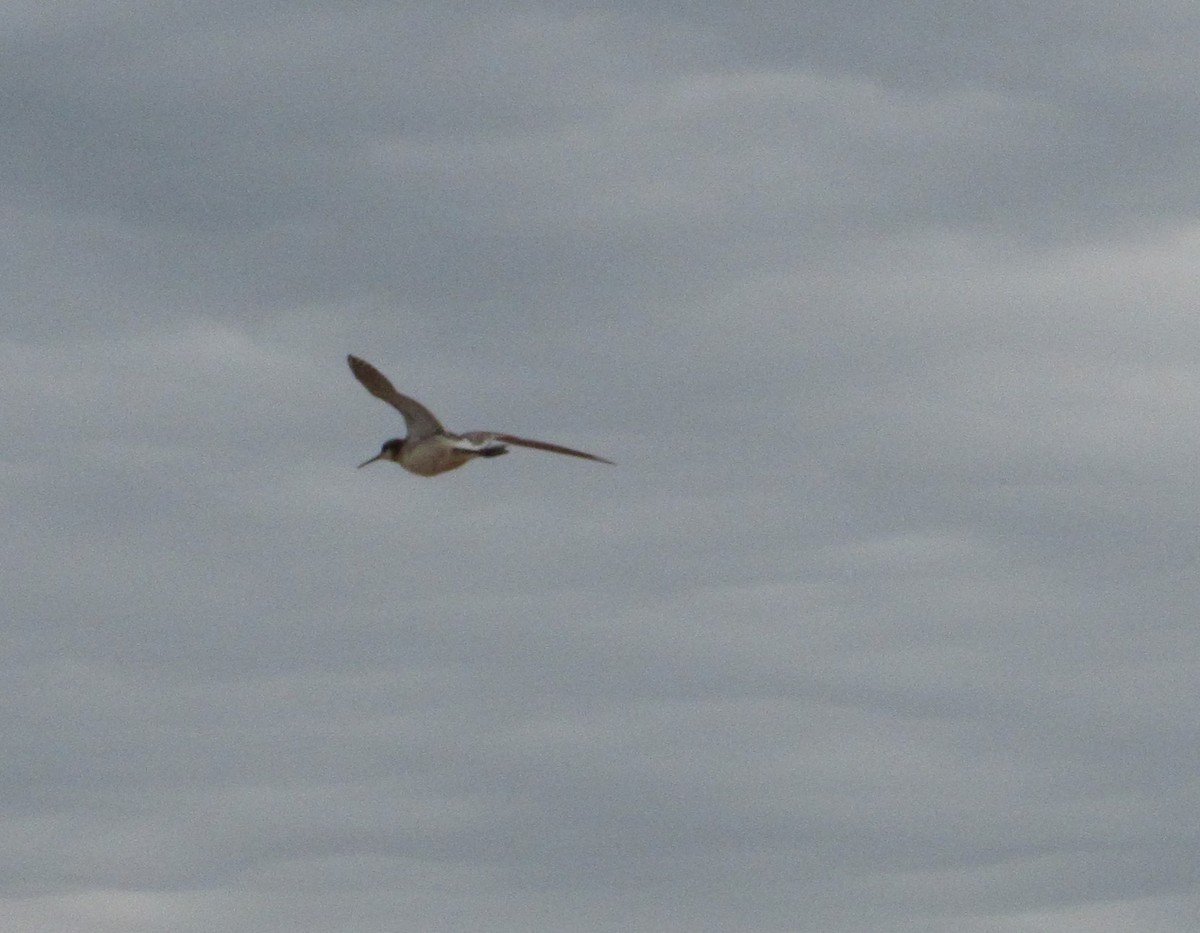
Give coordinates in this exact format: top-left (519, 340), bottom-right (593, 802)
top-left (4, 3), bottom-right (1200, 931)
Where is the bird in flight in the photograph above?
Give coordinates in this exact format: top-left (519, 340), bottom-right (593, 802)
top-left (347, 355), bottom-right (614, 476)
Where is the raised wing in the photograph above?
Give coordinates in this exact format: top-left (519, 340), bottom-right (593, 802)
top-left (347, 355), bottom-right (444, 439)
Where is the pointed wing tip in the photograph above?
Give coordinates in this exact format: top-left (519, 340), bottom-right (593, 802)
top-left (347, 354), bottom-right (396, 403)
top-left (348, 355), bottom-right (386, 388)
top-left (570, 452), bottom-right (616, 466)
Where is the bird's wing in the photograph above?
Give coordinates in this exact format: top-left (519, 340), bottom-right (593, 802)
top-left (347, 355), bottom-right (444, 439)
top-left (492, 432), bottom-right (614, 464)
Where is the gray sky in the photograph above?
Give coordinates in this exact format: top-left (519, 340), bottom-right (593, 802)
top-left (5, 3), bottom-right (1200, 931)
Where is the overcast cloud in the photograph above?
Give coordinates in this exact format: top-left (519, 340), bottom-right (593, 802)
top-left (4, 3), bottom-right (1200, 931)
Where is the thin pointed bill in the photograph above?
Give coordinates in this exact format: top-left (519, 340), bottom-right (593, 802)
top-left (357, 453), bottom-right (384, 468)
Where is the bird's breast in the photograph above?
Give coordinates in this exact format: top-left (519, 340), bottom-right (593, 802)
top-left (399, 437), bottom-right (474, 476)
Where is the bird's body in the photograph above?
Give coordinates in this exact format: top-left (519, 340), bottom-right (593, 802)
top-left (347, 355), bottom-right (612, 476)
top-left (368, 433), bottom-right (508, 477)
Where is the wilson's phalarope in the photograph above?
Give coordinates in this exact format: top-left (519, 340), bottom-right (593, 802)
top-left (348, 355), bottom-right (613, 476)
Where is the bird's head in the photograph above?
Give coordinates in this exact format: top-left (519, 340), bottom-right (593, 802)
top-left (357, 438), bottom-right (405, 468)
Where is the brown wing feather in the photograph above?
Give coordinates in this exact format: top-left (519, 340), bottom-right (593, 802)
top-left (495, 433), bottom-right (614, 465)
top-left (347, 355), bottom-right (444, 438)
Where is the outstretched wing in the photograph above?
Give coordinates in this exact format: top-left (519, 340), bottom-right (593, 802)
top-left (347, 355), bottom-right (444, 439)
top-left (493, 432), bottom-right (614, 465)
